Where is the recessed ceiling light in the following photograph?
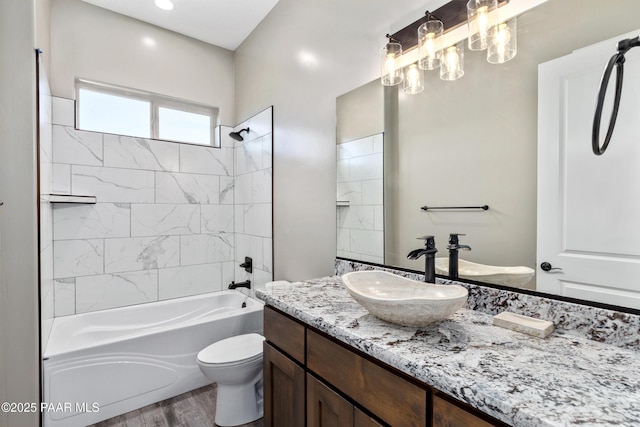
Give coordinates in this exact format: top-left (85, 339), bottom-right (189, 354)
top-left (154, 0), bottom-right (174, 11)
top-left (142, 37), bottom-right (156, 47)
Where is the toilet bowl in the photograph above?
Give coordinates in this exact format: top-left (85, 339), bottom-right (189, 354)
top-left (197, 333), bottom-right (265, 426)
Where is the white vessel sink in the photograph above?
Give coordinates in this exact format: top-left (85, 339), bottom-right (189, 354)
top-left (435, 258), bottom-right (535, 288)
top-left (341, 271), bottom-right (468, 327)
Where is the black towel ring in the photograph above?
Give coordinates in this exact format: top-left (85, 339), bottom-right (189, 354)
top-left (592, 36), bottom-right (640, 155)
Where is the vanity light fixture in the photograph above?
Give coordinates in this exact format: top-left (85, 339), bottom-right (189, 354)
top-left (467, 0), bottom-right (498, 51)
top-left (379, 0), bottom-right (518, 91)
top-left (381, 35), bottom-right (404, 86)
top-left (418, 17), bottom-right (443, 70)
top-left (487, 17), bottom-right (517, 64)
top-left (403, 63), bottom-right (424, 94)
top-left (154, 0), bottom-right (174, 11)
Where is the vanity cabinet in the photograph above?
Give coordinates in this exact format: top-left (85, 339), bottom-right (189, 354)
top-left (263, 306), bottom-right (506, 427)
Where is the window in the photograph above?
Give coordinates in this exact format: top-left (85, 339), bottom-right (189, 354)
top-left (76, 80), bottom-right (219, 147)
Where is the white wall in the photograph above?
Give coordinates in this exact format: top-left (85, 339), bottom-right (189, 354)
top-left (50, 0), bottom-right (235, 124)
top-left (0, 0), bottom-right (41, 425)
top-left (36, 0), bottom-right (51, 75)
top-left (234, 0), bottom-right (434, 281)
top-left (336, 79), bottom-right (384, 145)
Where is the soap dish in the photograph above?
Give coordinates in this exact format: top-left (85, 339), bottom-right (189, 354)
top-left (493, 312), bottom-right (554, 338)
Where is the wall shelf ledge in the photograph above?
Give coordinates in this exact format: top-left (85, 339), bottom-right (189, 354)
top-left (43, 194), bottom-right (97, 204)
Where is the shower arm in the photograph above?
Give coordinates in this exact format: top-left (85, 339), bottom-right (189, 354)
top-left (592, 36), bottom-right (640, 156)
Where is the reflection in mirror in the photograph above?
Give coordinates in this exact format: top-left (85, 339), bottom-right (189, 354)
top-left (336, 0), bottom-right (640, 308)
top-left (336, 134), bottom-right (384, 264)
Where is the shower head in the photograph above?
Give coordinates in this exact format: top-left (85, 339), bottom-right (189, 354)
top-left (229, 127), bottom-right (250, 142)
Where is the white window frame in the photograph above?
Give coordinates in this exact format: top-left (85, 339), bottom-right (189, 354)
top-left (75, 79), bottom-right (220, 147)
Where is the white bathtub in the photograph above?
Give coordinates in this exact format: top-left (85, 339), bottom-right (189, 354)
top-left (43, 290), bottom-right (264, 427)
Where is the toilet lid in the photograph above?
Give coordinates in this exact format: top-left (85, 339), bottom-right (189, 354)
top-left (198, 333), bottom-right (265, 365)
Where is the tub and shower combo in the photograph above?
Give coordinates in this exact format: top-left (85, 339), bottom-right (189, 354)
top-left (43, 290), bottom-right (264, 427)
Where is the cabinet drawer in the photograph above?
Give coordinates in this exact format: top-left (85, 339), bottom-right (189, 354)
top-left (432, 394), bottom-right (499, 427)
top-left (307, 329), bottom-right (427, 427)
top-left (264, 306), bottom-right (305, 364)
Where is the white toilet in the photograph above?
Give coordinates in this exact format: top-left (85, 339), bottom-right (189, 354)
top-left (197, 333), bottom-right (265, 426)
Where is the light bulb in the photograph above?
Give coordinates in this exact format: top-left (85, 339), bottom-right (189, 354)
top-left (385, 54), bottom-right (396, 77)
top-left (494, 23), bottom-right (511, 49)
top-left (477, 6), bottom-right (489, 46)
top-left (497, 28), bottom-right (510, 62)
top-left (487, 21), bottom-right (515, 64)
top-left (403, 63), bottom-right (424, 94)
top-left (424, 33), bottom-right (435, 57)
top-left (445, 47), bottom-right (459, 70)
top-left (440, 43), bottom-right (464, 81)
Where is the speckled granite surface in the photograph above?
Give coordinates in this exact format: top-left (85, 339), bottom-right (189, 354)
top-left (257, 276), bottom-right (640, 427)
top-left (336, 259), bottom-right (640, 351)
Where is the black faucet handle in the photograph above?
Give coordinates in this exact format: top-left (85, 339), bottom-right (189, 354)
top-left (416, 235), bottom-right (436, 249)
top-left (448, 233), bottom-right (466, 243)
top-left (448, 233), bottom-right (471, 251)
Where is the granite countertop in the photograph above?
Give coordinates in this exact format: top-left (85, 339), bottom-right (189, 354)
top-left (256, 276), bottom-right (640, 427)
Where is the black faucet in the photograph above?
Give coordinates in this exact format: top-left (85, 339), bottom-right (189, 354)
top-left (447, 233), bottom-right (471, 279)
top-left (407, 236), bottom-right (438, 283)
top-left (229, 280), bottom-right (251, 290)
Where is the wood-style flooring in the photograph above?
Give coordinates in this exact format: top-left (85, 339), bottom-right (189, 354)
top-left (89, 384), bottom-right (263, 427)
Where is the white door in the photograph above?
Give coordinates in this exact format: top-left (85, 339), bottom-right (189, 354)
top-left (537, 30), bottom-right (640, 309)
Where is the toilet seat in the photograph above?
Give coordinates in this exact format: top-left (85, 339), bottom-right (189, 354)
top-left (198, 333), bottom-right (264, 367)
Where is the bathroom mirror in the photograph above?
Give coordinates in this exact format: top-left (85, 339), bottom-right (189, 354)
top-left (336, 0), bottom-right (640, 304)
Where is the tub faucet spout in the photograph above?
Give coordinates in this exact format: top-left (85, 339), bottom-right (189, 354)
top-left (229, 280), bottom-right (251, 290)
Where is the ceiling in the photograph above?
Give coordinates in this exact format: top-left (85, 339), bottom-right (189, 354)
top-left (81, 0), bottom-right (280, 51)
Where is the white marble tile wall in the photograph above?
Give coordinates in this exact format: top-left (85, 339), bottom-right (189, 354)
top-left (336, 133), bottom-right (384, 264)
top-left (50, 96), bottom-right (245, 315)
top-left (39, 64), bottom-right (55, 350)
top-left (233, 107), bottom-right (274, 296)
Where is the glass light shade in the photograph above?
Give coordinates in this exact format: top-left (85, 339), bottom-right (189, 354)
top-left (440, 43), bottom-right (464, 81)
top-left (418, 20), bottom-right (443, 70)
top-left (381, 42), bottom-right (404, 86)
top-left (467, 0), bottom-right (498, 51)
top-left (403, 64), bottom-right (424, 95)
top-left (487, 17), bottom-right (517, 64)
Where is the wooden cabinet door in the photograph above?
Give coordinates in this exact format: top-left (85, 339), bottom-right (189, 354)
top-left (432, 394), bottom-right (498, 427)
top-left (307, 374), bottom-right (354, 427)
top-left (354, 408), bottom-right (383, 427)
top-left (263, 342), bottom-right (305, 427)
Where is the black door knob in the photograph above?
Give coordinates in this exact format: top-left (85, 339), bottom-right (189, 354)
top-left (540, 262), bottom-right (563, 272)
